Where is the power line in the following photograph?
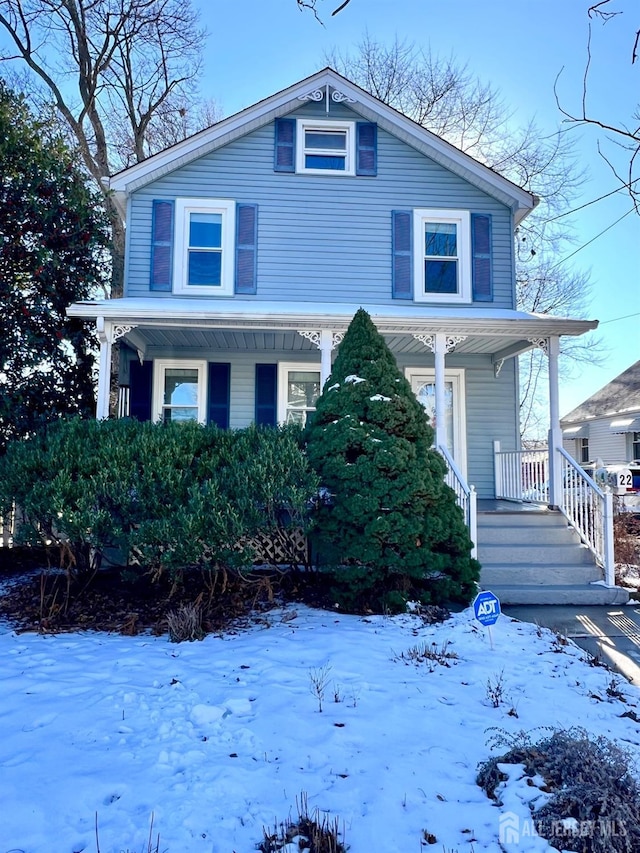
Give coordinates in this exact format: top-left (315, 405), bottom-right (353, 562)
top-left (599, 311), bottom-right (640, 325)
top-left (548, 207), bottom-right (636, 270)
top-left (543, 178), bottom-right (640, 223)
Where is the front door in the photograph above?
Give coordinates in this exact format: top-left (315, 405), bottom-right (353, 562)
top-left (407, 368), bottom-right (467, 477)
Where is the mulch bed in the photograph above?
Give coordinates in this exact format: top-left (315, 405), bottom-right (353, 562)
top-left (0, 553), bottom-right (450, 636)
top-left (0, 549), bottom-right (369, 635)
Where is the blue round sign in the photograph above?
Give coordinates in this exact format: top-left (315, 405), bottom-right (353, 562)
top-left (473, 590), bottom-right (501, 626)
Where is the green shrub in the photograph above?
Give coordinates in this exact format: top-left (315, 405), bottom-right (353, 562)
top-left (304, 308), bottom-right (479, 612)
top-left (0, 418), bottom-right (318, 582)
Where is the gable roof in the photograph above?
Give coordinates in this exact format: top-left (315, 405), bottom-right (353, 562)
top-left (108, 67), bottom-right (537, 224)
top-left (562, 360), bottom-right (640, 423)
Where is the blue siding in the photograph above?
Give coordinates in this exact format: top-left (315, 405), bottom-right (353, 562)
top-left (126, 104), bottom-right (514, 309)
top-left (130, 342), bottom-right (517, 497)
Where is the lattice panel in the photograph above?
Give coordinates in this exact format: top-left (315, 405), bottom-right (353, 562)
top-left (244, 527), bottom-right (310, 567)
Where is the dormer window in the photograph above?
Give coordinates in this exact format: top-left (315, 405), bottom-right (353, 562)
top-left (296, 120), bottom-right (355, 175)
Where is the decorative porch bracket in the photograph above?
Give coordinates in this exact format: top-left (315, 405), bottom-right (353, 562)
top-left (96, 319), bottom-right (138, 420)
top-left (413, 333), bottom-right (467, 449)
top-left (297, 330), bottom-right (344, 385)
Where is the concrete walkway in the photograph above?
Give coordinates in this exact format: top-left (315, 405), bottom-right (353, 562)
top-left (503, 604), bottom-right (640, 685)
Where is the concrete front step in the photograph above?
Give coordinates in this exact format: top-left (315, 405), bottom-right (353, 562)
top-left (477, 510), bottom-right (567, 527)
top-left (477, 523), bottom-right (579, 545)
top-left (481, 563), bottom-right (603, 586)
top-left (483, 583), bottom-right (630, 606)
top-left (479, 542), bottom-right (594, 566)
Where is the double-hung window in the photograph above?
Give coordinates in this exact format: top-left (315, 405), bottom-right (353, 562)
top-left (277, 363), bottom-right (321, 425)
top-left (296, 120), bottom-right (355, 175)
top-left (173, 199), bottom-right (235, 295)
top-left (413, 209), bottom-right (471, 303)
top-left (153, 360), bottom-right (207, 423)
top-left (580, 436), bottom-right (590, 463)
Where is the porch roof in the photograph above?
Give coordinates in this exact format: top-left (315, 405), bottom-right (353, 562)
top-left (67, 296), bottom-right (598, 359)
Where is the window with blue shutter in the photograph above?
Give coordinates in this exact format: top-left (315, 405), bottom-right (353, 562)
top-left (274, 118), bottom-right (296, 173)
top-left (129, 360), bottom-right (153, 421)
top-left (150, 200), bottom-right (174, 292)
top-left (471, 213), bottom-right (493, 302)
top-left (356, 122), bottom-right (377, 176)
top-left (392, 210), bottom-right (413, 299)
top-left (207, 363), bottom-right (230, 429)
top-left (235, 204), bottom-right (258, 294)
top-left (255, 364), bottom-right (277, 427)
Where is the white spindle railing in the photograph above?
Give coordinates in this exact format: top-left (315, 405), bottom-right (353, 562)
top-left (557, 447), bottom-right (614, 585)
top-left (494, 441), bottom-right (549, 503)
top-left (438, 445), bottom-right (477, 559)
top-left (492, 441), bottom-right (615, 587)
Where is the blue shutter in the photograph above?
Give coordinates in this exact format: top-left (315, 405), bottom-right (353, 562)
top-left (207, 363), bottom-right (230, 429)
top-left (472, 213), bottom-right (493, 302)
top-left (129, 360), bottom-right (153, 422)
top-left (356, 122), bottom-right (377, 176)
top-left (235, 204), bottom-right (258, 294)
top-left (274, 118), bottom-right (296, 173)
top-left (392, 210), bottom-right (413, 299)
top-left (150, 200), bottom-right (174, 292)
top-left (255, 364), bottom-right (277, 427)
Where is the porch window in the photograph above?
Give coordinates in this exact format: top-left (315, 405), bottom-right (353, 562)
top-left (278, 363), bottom-right (321, 425)
top-left (296, 120), bottom-right (355, 175)
top-left (153, 360), bottom-right (207, 423)
top-left (413, 209), bottom-right (471, 303)
top-left (632, 431), bottom-right (640, 461)
top-left (173, 199), bottom-right (235, 295)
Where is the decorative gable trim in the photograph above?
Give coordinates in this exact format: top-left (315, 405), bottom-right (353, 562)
top-left (109, 68), bottom-right (536, 223)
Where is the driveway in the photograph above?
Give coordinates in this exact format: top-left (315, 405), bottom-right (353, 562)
top-left (503, 604), bottom-right (640, 685)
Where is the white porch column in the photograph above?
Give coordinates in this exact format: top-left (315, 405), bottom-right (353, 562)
top-left (96, 317), bottom-right (112, 420)
top-left (297, 330), bottom-right (344, 387)
top-left (433, 332), bottom-right (447, 450)
top-left (320, 329), bottom-right (333, 386)
top-left (547, 335), bottom-right (563, 507)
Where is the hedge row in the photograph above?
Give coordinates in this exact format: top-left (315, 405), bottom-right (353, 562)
top-left (0, 418), bottom-right (318, 581)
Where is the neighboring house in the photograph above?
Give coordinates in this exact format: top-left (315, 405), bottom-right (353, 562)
top-left (68, 67), bottom-right (597, 504)
top-left (562, 360), bottom-right (640, 466)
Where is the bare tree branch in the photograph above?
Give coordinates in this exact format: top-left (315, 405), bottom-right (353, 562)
top-left (556, 2), bottom-right (639, 211)
top-left (0, 0), bottom-right (212, 296)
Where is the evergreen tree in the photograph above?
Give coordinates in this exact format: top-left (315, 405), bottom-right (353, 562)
top-left (0, 80), bottom-right (110, 451)
top-left (305, 308), bottom-right (479, 611)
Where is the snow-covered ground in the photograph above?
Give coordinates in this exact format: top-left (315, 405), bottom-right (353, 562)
top-left (1, 604), bottom-right (639, 853)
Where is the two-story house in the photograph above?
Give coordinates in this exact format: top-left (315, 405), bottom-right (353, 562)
top-left (68, 68), bottom-right (626, 604)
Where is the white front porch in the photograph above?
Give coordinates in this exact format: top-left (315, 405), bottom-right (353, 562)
top-left (66, 297), bottom-right (624, 604)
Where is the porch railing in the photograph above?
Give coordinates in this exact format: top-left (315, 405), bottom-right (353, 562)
top-left (493, 440), bottom-right (615, 587)
top-left (438, 445), bottom-right (477, 559)
top-left (494, 441), bottom-right (549, 503)
top-left (557, 447), bottom-right (614, 586)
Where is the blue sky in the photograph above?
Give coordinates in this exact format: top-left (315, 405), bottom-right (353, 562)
top-left (199, 0), bottom-right (639, 417)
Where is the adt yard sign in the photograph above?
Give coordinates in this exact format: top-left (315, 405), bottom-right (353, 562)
top-left (473, 591), bottom-right (501, 626)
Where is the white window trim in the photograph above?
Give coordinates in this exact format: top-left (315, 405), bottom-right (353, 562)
top-left (153, 359), bottom-right (208, 424)
top-left (405, 367), bottom-right (467, 477)
top-left (173, 198), bottom-right (235, 296)
top-left (413, 209), bottom-right (471, 304)
top-left (295, 119), bottom-right (355, 176)
top-left (277, 362), bottom-right (321, 426)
